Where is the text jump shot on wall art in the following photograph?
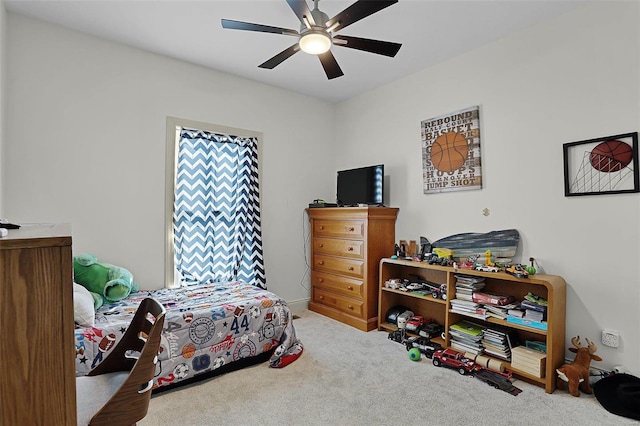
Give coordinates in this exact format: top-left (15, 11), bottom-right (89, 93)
top-left (421, 106), bottom-right (482, 194)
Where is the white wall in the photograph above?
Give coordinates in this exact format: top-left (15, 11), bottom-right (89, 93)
top-left (334, 2), bottom-right (640, 373)
top-left (5, 13), bottom-right (335, 309)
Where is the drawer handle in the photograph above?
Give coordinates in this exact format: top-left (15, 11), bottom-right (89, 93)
top-left (319, 244), bottom-right (324, 248)
top-left (346, 227), bottom-right (355, 232)
top-left (319, 295), bottom-right (324, 300)
top-left (348, 305), bottom-right (354, 310)
top-left (348, 266), bottom-right (354, 271)
top-left (347, 286), bottom-right (353, 291)
top-left (319, 261), bottom-right (325, 265)
top-left (319, 226), bottom-right (324, 230)
top-left (347, 247), bottom-right (354, 251)
top-left (318, 278), bottom-right (324, 283)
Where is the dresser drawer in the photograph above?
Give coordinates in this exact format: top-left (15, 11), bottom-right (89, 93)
top-left (313, 288), bottom-right (364, 318)
top-left (313, 237), bottom-right (364, 259)
top-left (313, 254), bottom-right (364, 279)
top-left (313, 220), bottom-right (365, 239)
top-left (311, 271), bottom-right (364, 298)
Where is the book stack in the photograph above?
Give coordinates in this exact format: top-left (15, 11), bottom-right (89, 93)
top-left (454, 274), bottom-right (485, 301)
top-left (481, 325), bottom-right (519, 361)
top-left (483, 302), bottom-right (519, 320)
top-left (451, 298), bottom-right (481, 315)
top-left (511, 345), bottom-right (547, 378)
top-left (507, 306), bottom-right (524, 318)
top-left (449, 320), bottom-right (484, 355)
top-left (450, 298), bottom-right (487, 320)
top-left (521, 299), bottom-right (547, 322)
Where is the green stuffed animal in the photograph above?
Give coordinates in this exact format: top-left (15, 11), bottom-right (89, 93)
top-left (73, 253), bottom-right (139, 309)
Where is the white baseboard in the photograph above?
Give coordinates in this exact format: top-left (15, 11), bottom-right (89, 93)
top-left (286, 298), bottom-right (310, 316)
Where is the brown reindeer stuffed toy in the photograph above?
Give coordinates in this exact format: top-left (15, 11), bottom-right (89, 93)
top-left (556, 336), bottom-right (603, 396)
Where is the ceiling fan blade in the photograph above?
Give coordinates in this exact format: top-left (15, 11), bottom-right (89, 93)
top-left (286, 0), bottom-right (315, 26)
top-left (326, 0), bottom-right (398, 33)
top-left (221, 19), bottom-right (298, 36)
top-left (333, 35), bottom-right (401, 57)
top-left (318, 51), bottom-right (344, 80)
top-left (259, 44), bottom-right (301, 69)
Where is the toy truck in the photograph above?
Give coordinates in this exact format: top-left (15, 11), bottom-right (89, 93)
top-left (431, 348), bottom-right (476, 375)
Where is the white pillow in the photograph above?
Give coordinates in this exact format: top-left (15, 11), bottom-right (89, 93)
top-left (73, 283), bottom-right (95, 327)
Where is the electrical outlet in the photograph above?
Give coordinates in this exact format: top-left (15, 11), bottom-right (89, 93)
top-left (602, 329), bottom-right (620, 348)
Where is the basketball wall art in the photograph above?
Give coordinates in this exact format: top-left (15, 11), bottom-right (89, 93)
top-left (421, 106), bottom-right (482, 194)
top-left (563, 132), bottom-right (639, 196)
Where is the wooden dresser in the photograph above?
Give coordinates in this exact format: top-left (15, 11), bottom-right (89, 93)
top-left (307, 207), bottom-right (398, 331)
top-left (0, 223), bottom-right (76, 425)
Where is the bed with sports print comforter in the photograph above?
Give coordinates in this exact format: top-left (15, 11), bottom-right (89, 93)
top-left (74, 281), bottom-right (303, 390)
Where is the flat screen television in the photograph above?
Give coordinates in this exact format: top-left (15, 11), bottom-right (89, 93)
top-left (336, 164), bottom-right (384, 206)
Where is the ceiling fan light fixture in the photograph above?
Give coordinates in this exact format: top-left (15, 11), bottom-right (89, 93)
top-left (299, 30), bottom-right (331, 55)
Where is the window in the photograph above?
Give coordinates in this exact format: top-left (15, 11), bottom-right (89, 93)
top-left (165, 117), bottom-right (265, 288)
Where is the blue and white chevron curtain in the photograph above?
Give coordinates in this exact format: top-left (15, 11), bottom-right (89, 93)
top-left (173, 128), bottom-right (266, 289)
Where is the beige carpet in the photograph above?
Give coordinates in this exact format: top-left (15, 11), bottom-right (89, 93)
top-left (140, 310), bottom-right (634, 425)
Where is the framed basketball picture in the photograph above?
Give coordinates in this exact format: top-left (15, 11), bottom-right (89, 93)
top-left (421, 106), bottom-right (482, 194)
top-left (563, 132), bottom-right (639, 196)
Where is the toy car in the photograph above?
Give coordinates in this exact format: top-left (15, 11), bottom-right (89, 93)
top-left (506, 264), bottom-right (529, 278)
top-left (403, 282), bottom-right (427, 292)
top-left (417, 322), bottom-right (444, 339)
top-left (385, 305), bottom-right (411, 325)
top-left (405, 336), bottom-right (443, 359)
top-left (384, 278), bottom-right (402, 289)
top-left (429, 256), bottom-right (454, 266)
top-left (387, 329), bottom-right (405, 343)
top-left (432, 348), bottom-right (476, 375)
top-left (439, 283), bottom-right (447, 300)
top-left (407, 274), bottom-right (445, 299)
top-left (405, 315), bottom-right (427, 332)
top-left (454, 261), bottom-right (476, 270)
top-left (475, 264), bottom-right (499, 272)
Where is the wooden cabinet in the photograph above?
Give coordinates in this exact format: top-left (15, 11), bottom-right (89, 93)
top-left (307, 207), bottom-right (398, 331)
top-left (0, 224), bottom-right (76, 425)
top-left (378, 258), bottom-right (566, 393)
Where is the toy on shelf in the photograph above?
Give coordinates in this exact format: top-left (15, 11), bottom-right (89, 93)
top-left (406, 315), bottom-right (428, 332)
top-left (453, 261), bottom-right (475, 271)
top-left (404, 274), bottom-right (446, 299)
top-left (525, 292), bottom-right (547, 306)
top-left (417, 322), bottom-right (444, 339)
top-left (556, 336), bottom-right (603, 397)
top-left (525, 257), bottom-right (537, 275)
top-left (427, 254), bottom-right (454, 267)
top-left (484, 250), bottom-right (495, 267)
top-left (433, 247), bottom-right (455, 258)
top-left (506, 264), bottom-right (529, 278)
top-left (475, 264), bottom-right (499, 272)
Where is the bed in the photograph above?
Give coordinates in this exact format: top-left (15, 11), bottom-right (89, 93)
top-left (74, 280), bottom-right (303, 390)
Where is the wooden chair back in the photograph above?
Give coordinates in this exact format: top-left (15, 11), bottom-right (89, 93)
top-left (84, 297), bottom-right (165, 425)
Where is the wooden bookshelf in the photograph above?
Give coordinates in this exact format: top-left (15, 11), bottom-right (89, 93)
top-left (378, 258), bottom-right (566, 393)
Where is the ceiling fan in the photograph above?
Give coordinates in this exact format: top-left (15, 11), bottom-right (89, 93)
top-left (221, 0), bottom-right (402, 80)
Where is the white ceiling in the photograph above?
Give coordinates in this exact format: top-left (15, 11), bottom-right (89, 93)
top-left (4, 0), bottom-right (586, 103)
